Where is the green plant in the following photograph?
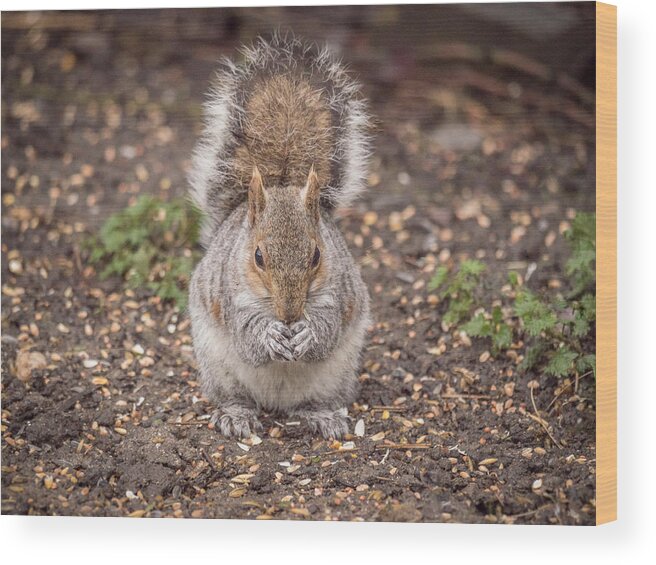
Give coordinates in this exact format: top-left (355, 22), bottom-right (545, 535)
top-left (512, 211), bottom-right (596, 376)
top-left (428, 259), bottom-right (485, 327)
top-left (430, 212), bottom-right (596, 379)
top-left (462, 305), bottom-right (513, 355)
top-left (514, 288), bottom-right (596, 377)
top-left (85, 195), bottom-right (201, 309)
top-left (564, 212), bottom-right (596, 298)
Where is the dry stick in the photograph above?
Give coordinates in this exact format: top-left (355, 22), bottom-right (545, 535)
top-left (506, 503), bottom-right (554, 521)
top-left (374, 443), bottom-right (432, 450)
top-left (371, 406), bottom-right (405, 412)
top-left (201, 448), bottom-right (218, 472)
top-left (529, 386), bottom-right (563, 449)
top-left (440, 393), bottom-right (492, 400)
top-left (546, 370), bottom-right (594, 414)
top-left (169, 421), bottom-right (206, 426)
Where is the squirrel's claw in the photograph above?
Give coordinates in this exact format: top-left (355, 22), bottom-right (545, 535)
top-left (290, 324), bottom-right (314, 360)
top-left (266, 321), bottom-right (295, 361)
top-left (292, 407), bottom-right (350, 439)
top-left (211, 406), bottom-right (262, 438)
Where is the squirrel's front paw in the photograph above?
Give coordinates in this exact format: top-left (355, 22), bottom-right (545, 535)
top-left (211, 406), bottom-right (262, 438)
top-left (265, 321), bottom-right (295, 362)
top-left (293, 407), bottom-right (349, 439)
top-left (290, 321), bottom-right (315, 360)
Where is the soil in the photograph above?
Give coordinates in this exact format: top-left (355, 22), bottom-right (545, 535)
top-left (2, 7), bottom-right (596, 524)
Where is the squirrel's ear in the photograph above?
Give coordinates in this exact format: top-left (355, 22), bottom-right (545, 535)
top-left (302, 165), bottom-right (321, 222)
top-left (248, 166), bottom-right (266, 226)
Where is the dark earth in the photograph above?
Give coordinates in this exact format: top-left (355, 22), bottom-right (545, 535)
top-left (2, 5), bottom-right (596, 523)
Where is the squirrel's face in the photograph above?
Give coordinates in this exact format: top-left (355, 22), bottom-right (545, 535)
top-left (246, 167), bottom-right (326, 325)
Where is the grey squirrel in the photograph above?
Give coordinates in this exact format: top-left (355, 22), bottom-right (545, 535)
top-left (188, 35), bottom-right (372, 439)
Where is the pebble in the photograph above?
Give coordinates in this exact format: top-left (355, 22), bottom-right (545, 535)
top-left (15, 350), bottom-right (47, 381)
top-left (8, 259), bottom-right (23, 275)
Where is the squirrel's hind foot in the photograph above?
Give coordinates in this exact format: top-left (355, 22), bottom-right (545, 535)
top-left (292, 407), bottom-right (350, 440)
top-left (211, 405), bottom-right (263, 438)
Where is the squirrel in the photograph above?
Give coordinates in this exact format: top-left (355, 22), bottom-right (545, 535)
top-left (188, 35), bottom-right (372, 439)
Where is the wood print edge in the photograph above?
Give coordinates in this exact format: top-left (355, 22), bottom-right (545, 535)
top-left (595, 0), bottom-right (617, 526)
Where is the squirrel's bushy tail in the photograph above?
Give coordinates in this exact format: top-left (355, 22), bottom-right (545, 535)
top-left (189, 33), bottom-right (371, 246)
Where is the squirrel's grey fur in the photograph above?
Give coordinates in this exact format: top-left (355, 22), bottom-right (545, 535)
top-left (188, 35), bottom-right (371, 439)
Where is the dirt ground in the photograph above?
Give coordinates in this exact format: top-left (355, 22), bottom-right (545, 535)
top-left (2, 7), bottom-right (596, 524)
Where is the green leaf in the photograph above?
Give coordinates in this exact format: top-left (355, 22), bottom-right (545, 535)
top-left (428, 265), bottom-right (449, 291)
top-left (459, 259), bottom-right (486, 277)
top-left (462, 313), bottom-right (490, 338)
top-left (515, 291), bottom-right (557, 336)
top-left (572, 312), bottom-right (590, 338)
top-left (492, 324), bottom-right (513, 352)
top-left (545, 347), bottom-right (578, 377)
top-left (580, 294), bottom-right (596, 321)
top-left (519, 342), bottom-right (548, 372)
top-left (576, 354), bottom-right (596, 376)
top-left (85, 195), bottom-right (201, 307)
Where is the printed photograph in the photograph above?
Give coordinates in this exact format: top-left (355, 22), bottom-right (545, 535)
top-left (1, 3), bottom-right (597, 523)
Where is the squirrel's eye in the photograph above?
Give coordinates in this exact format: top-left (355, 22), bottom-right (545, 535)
top-left (254, 246), bottom-right (265, 269)
top-left (311, 246), bottom-right (321, 268)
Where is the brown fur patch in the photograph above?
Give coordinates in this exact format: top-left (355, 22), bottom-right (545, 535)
top-left (246, 258), bottom-right (272, 298)
top-left (211, 300), bottom-right (223, 324)
top-left (234, 75), bottom-right (333, 188)
top-left (343, 298), bottom-right (355, 324)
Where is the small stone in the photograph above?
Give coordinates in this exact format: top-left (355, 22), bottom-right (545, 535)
top-left (138, 356), bottom-right (155, 367)
top-left (15, 350), bottom-right (47, 382)
top-left (363, 211), bottom-right (378, 226)
top-left (8, 259), bottom-right (23, 275)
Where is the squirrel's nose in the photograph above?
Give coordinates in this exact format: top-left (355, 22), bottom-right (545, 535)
top-left (276, 302), bottom-right (304, 325)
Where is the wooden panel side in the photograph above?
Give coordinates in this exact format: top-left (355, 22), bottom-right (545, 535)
top-left (595, 1), bottom-right (617, 526)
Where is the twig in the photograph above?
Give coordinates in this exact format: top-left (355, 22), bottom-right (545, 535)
top-left (546, 371), bottom-right (594, 414)
top-left (529, 386), bottom-right (563, 449)
top-left (371, 406), bottom-right (406, 412)
top-left (201, 448), bottom-right (218, 472)
top-left (440, 393), bottom-right (491, 400)
top-left (169, 421), bottom-right (206, 426)
top-left (505, 503), bottom-right (554, 522)
top-left (374, 443), bottom-right (432, 450)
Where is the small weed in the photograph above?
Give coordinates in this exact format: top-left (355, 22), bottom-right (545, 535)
top-left (428, 259), bottom-right (486, 327)
top-left (85, 195), bottom-right (201, 309)
top-left (431, 212), bottom-right (596, 379)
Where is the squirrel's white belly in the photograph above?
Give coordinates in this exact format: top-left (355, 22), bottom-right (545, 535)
top-left (200, 314), bottom-right (367, 412)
